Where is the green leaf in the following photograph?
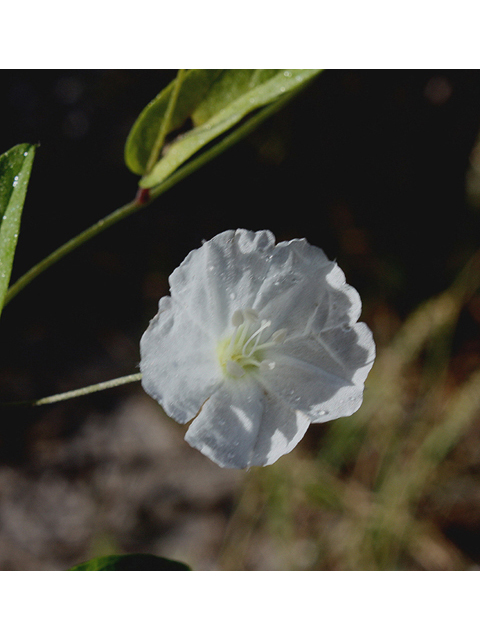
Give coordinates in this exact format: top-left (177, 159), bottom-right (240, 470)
top-left (69, 553), bottom-right (191, 571)
top-left (191, 70), bottom-right (280, 125)
top-left (125, 69), bottom-right (222, 176)
top-left (139, 69), bottom-right (322, 189)
top-left (0, 143), bottom-right (36, 319)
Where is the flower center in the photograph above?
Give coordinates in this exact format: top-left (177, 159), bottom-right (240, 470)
top-left (218, 309), bottom-right (287, 378)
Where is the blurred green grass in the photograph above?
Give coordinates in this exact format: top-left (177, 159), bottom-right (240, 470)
top-left (218, 248), bottom-right (480, 571)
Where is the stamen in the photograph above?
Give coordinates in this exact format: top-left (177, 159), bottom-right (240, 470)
top-left (243, 320), bottom-right (271, 356)
top-left (231, 310), bottom-right (244, 326)
top-left (228, 326), bottom-right (239, 353)
top-left (220, 309), bottom-right (281, 378)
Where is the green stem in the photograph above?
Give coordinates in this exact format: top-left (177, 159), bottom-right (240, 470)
top-left (4, 198), bottom-right (146, 306)
top-left (145, 69), bottom-right (186, 175)
top-left (5, 82), bottom-right (308, 308)
top-left (4, 373), bottom-right (142, 407)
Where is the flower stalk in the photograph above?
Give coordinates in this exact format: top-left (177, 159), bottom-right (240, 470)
top-left (3, 373), bottom-right (142, 407)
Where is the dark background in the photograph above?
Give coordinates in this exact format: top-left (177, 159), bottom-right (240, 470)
top-left (1, 70), bottom-right (480, 569)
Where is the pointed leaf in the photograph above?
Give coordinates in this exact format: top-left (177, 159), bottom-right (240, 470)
top-left (140, 69), bottom-right (322, 189)
top-left (69, 553), bottom-right (191, 571)
top-left (0, 143), bottom-right (36, 318)
top-left (125, 69), bottom-right (222, 176)
top-left (191, 70), bottom-right (280, 125)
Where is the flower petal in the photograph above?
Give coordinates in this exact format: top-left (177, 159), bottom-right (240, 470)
top-left (260, 321), bottom-right (375, 422)
top-left (140, 229), bottom-right (377, 469)
top-left (140, 296), bottom-right (221, 424)
top-left (253, 239), bottom-right (356, 336)
top-left (184, 377), bottom-right (311, 468)
top-left (249, 392), bottom-right (311, 467)
top-left (168, 229), bottom-right (276, 338)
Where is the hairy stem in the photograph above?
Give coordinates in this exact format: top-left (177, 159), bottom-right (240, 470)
top-left (4, 373), bottom-right (143, 407)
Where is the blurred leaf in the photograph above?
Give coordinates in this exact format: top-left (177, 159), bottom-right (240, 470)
top-left (125, 70), bottom-right (222, 176)
top-left (131, 69), bottom-right (321, 189)
top-left (0, 143), bottom-right (36, 319)
top-left (69, 553), bottom-right (191, 571)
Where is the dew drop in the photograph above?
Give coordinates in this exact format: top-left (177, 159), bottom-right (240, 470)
top-left (283, 71), bottom-right (292, 78)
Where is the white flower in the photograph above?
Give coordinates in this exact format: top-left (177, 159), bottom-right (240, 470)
top-left (140, 229), bottom-right (375, 469)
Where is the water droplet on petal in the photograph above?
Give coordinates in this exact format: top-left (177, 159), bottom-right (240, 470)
top-left (260, 360), bottom-right (276, 373)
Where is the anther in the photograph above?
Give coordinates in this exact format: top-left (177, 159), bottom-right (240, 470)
top-left (220, 309), bottom-right (279, 378)
top-left (231, 310), bottom-right (244, 326)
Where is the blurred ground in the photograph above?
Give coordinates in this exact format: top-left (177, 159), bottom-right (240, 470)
top-left (1, 70), bottom-right (480, 569)
top-left (0, 392), bottom-right (242, 570)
